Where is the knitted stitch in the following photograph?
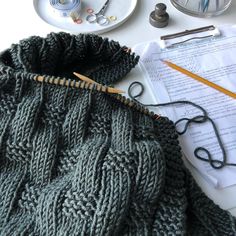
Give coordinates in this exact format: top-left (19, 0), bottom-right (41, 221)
top-left (0, 32), bottom-right (235, 236)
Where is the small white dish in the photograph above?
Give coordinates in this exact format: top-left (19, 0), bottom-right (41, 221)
top-left (33, 0), bottom-right (138, 34)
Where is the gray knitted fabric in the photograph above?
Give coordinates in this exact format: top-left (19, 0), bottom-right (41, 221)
top-left (0, 32), bottom-right (235, 236)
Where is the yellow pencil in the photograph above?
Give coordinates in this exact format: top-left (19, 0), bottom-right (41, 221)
top-left (162, 60), bottom-right (236, 99)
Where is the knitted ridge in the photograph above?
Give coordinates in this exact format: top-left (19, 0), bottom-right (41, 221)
top-left (0, 32), bottom-right (235, 235)
top-left (0, 32), bottom-right (139, 86)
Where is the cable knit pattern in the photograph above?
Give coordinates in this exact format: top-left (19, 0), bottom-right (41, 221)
top-left (0, 32), bottom-right (235, 236)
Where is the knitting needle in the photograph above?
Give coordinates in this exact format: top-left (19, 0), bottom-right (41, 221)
top-left (73, 72), bottom-right (125, 94)
top-left (216, 0), bottom-right (219, 10)
top-left (34, 76), bottom-right (161, 119)
top-left (73, 72), bottom-right (99, 85)
top-left (184, 0), bottom-right (189, 6)
top-left (203, 0), bottom-right (210, 12)
top-left (34, 75), bottom-right (125, 94)
top-left (162, 60), bottom-right (236, 99)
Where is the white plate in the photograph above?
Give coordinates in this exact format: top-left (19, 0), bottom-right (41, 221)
top-left (33, 0), bottom-right (138, 34)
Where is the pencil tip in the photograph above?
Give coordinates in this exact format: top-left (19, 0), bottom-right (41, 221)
top-left (160, 59), bottom-right (167, 65)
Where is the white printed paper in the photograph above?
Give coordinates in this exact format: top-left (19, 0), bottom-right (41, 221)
top-left (134, 25), bottom-right (236, 188)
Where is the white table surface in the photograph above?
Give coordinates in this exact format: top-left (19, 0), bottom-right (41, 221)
top-left (0, 0), bottom-right (236, 216)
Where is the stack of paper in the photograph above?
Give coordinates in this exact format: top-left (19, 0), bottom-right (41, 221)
top-left (133, 25), bottom-right (236, 188)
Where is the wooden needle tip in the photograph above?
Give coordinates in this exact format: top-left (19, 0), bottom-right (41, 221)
top-left (73, 72), bottom-right (84, 79)
top-left (111, 88), bottom-right (125, 94)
